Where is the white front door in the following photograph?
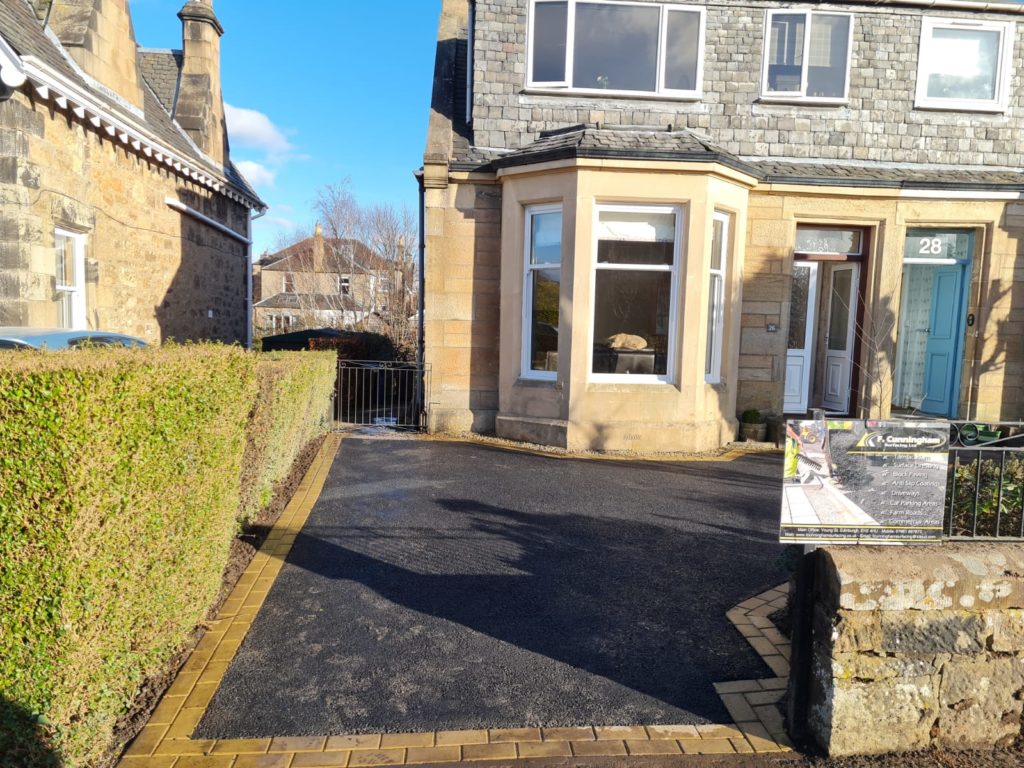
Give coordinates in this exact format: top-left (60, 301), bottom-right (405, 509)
top-left (821, 263), bottom-right (860, 413)
top-left (783, 262), bottom-right (819, 413)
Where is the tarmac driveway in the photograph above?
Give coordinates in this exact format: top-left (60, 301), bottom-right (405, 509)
top-left (196, 436), bottom-right (788, 739)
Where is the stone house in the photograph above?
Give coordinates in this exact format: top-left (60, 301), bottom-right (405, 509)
top-left (0, 0), bottom-right (265, 345)
top-left (253, 227), bottom-right (405, 335)
top-left (421, 0), bottom-right (1024, 452)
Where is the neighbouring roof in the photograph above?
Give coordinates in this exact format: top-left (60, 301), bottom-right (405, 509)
top-left (254, 292), bottom-right (362, 312)
top-left (462, 124), bottom-right (1024, 192)
top-left (260, 237), bottom-right (394, 273)
top-left (0, 0), bottom-right (264, 210)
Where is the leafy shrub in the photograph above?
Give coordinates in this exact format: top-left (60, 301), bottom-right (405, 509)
top-left (0, 346), bottom-right (334, 766)
top-left (240, 352), bottom-right (336, 524)
top-left (946, 451), bottom-right (1024, 537)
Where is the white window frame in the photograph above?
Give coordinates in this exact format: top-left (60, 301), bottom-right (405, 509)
top-left (914, 17), bottom-right (1015, 113)
top-left (339, 275), bottom-right (351, 295)
top-left (588, 203), bottom-right (683, 385)
top-left (705, 211), bottom-right (730, 385)
top-left (521, 203), bottom-right (562, 381)
top-left (283, 273), bottom-right (295, 293)
top-left (54, 228), bottom-right (86, 330)
top-left (760, 10), bottom-right (853, 104)
top-left (526, 0), bottom-right (706, 99)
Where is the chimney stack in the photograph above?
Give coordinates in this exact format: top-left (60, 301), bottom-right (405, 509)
top-left (313, 223), bottom-right (325, 274)
top-left (176, 0), bottom-right (228, 166)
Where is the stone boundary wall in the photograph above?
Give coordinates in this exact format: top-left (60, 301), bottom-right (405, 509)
top-left (801, 544), bottom-right (1024, 756)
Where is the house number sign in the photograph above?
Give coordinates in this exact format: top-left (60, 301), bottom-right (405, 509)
top-left (904, 230), bottom-right (972, 262)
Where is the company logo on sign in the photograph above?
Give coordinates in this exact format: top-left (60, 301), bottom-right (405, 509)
top-left (851, 429), bottom-right (948, 452)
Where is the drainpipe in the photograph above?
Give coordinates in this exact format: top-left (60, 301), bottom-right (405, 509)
top-left (248, 207), bottom-right (267, 349)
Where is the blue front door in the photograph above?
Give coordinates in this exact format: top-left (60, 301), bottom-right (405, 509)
top-left (919, 264), bottom-right (967, 417)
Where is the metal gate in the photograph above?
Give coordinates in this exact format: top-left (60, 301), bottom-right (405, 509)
top-left (335, 360), bottom-right (429, 430)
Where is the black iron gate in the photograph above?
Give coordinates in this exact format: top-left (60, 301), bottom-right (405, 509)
top-left (334, 360), bottom-right (429, 430)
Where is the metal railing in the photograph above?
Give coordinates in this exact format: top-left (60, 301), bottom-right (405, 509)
top-left (335, 360), bottom-right (429, 430)
top-left (945, 421), bottom-right (1024, 539)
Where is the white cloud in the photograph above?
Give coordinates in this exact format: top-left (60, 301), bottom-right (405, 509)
top-left (235, 160), bottom-right (276, 189)
top-left (225, 103), bottom-right (293, 156)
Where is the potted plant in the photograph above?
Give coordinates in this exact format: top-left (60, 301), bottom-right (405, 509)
top-left (740, 409), bottom-right (767, 442)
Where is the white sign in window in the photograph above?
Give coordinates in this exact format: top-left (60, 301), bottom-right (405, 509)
top-left (762, 10), bottom-right (852, 101)
top-left (915, 17), bottom-right (1014, 112)
top-left (591, 205), bottom-right (681, 383)
top-left (527, 1), bottom-right (705, 98)
top-left (522, 205), bottom-right (562, 379)
top-left (54, 229), bottom-right (86, 330)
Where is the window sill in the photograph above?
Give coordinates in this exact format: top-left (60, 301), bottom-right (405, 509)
top-left (516, 375), bottom-right (559, 388)
top-left (586, 379), bottom-right (679, 393)
top-left (522, 87), bottom-right (704, 105)
top-left (913, 101), bottom-right (1007, 115)
top-left (756, 97), bottom-right (849, 108)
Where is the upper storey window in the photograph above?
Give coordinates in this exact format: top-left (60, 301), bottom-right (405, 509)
top-left (915, 17), bottom-right (1015, 112)
top-left (527, 1), bottom-right (705, 98)
top-left (762, 10), bottom-right (852, 102)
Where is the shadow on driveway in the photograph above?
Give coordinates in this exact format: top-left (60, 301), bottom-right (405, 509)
top-left (196, 438), bottom-right (789, 739)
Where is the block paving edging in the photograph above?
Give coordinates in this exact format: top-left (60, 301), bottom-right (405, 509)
top-left (119, 434), bottom-right (794, 767)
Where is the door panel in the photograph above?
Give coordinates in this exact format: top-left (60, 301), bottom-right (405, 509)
top-left (821, 263), bottom-right (859, 413)
top-left (783, 262), bottom-right (818, 413)
top-left (920, 266), bottom-right (964, 416)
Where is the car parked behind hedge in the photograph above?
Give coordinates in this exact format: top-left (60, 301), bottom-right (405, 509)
top-left (0, 327), bottom-right (147, 350)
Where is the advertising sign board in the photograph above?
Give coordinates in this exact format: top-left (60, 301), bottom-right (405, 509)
top-left (780, 419), bottom-right (950, 544)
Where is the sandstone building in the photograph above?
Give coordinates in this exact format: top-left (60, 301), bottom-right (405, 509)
top-left (254, 227), bottom-right (407, 335)
top-left (0, 0), bottom-right (265, 345)
top-left (421, 0), bottom-right (1024, 451)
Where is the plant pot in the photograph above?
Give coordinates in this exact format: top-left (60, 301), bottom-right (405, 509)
top-left (977, 429), bottom-right (1002, 443)
top-left (740, 422), bottom-right (767, 442)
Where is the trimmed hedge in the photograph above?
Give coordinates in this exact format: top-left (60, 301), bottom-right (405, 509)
top-left (0, 346), bottom-right (335, 767)
top-left (240, 352), bottom-right (336, 525)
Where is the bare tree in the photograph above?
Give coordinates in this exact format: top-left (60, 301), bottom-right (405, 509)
top-left (254, 179), bottom-right (419, 352)
top-left (363, 202), bottom-right (418, 352)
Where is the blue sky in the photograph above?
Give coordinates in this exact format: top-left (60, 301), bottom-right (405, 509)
top-left (129, 0), bottom-right (442, 256)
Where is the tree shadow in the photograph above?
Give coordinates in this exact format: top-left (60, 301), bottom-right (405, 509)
top-left (0, 695), bottom-right (61, 768)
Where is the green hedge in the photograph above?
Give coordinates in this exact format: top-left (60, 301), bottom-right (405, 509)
top-left (240, 352), bottom-right (336, 524)
top-left (0, 346), bottom-right (335, 767)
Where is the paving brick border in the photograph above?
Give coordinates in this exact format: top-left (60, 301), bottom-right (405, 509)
top-left (119, 435), bottom-right (793, 767)
top-left (715, 584), bottom-right (794, 753)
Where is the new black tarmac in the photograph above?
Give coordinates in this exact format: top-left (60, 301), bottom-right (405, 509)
top-left (196, 437), bottom-right (789, 739)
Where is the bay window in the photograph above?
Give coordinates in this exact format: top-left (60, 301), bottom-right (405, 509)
top-left (527, 1), bottom-right (705, 98)
top-left (523, 205), bottom-right (562, 379)
top-left (915, 17), bottom-right (1014, 112)
top-left (591, 206), bottom-right (681, 382)
top-left (762, 10), bottom-right (852, 101)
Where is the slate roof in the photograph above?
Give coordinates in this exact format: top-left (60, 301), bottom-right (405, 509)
top-left (489, 125), bottom-right (749, 172)
top-left (0, 0), bottom-right (263, 208)
top-left (751, 161), bottom-right (1024, 191)
top-left (260, 238), bottom-right (393, 273)
top-left (137, 48), bottom-right (182, 113)
top-left (254, 293), bottom-right (360, 312)
top-left (457, 124), bottom-right (1024, 192)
